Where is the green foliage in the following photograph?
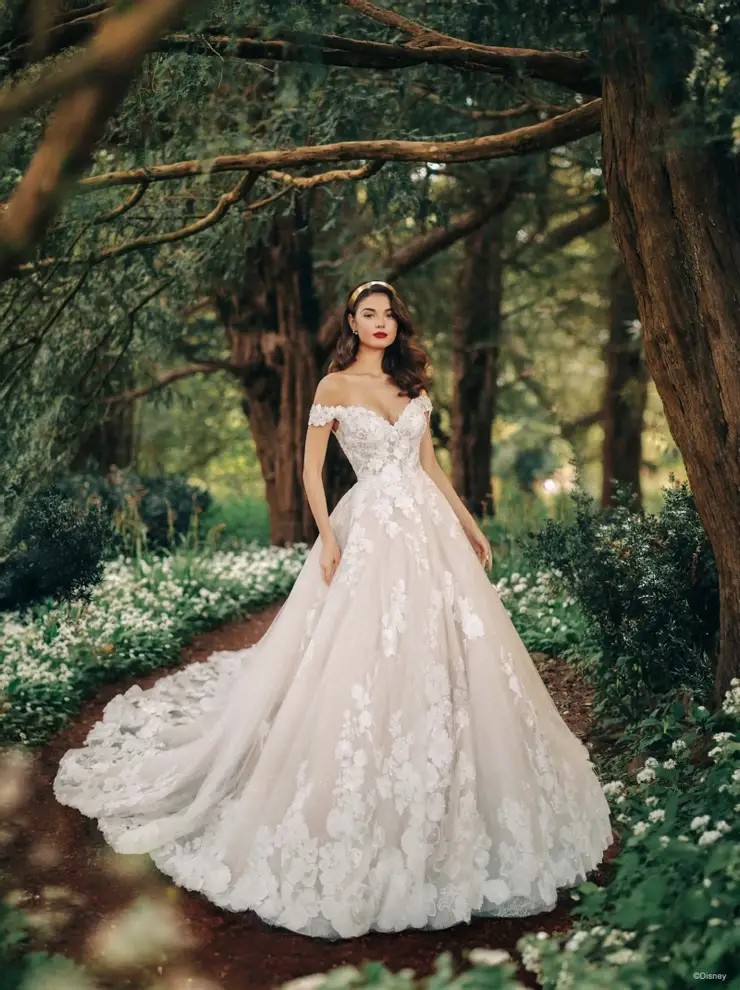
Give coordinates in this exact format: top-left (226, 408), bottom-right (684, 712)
top-left (0, 900), bottom-right (93, 990)
top-left (518, 685), bottom-right (740, 989)
top-left (200, 494), bottom-right (272, 546)
top-left (55, 466), bottom-right (212, 555)
top-left (493, 569), bottom-right (593, 657)
top-left (522, 475), bottom-right (717, 721)
top-left (276, 947), bottom-right (524, 989)
top-left (1, 0), bottom-right (726, 550)
top-left (0, 489), bottom-right (111, 613)
top-left (0, 543), bottom-right (308, 745)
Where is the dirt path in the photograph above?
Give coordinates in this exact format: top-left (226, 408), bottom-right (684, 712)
top-left (1, 602), bottom-right (618, 990)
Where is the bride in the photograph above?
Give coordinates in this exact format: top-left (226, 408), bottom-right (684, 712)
top-left (54, 279), bottom-right (613, 940)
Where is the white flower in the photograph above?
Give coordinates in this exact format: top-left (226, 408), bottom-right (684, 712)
top-left (605, 949), bottom-right (640, 964)
top-left (468, 948), bottom-right (512, 967)
top-left (633, 821), bottom-right (649, 836)
top-left (698, 830), bottom-right (722, 846)
top-left (671, 739), bottom-right (687, 753)
top-left (690, 815), bottom-right (710, 831)
top-left (648, 809), bottom-right (665, 823)
top-left (636, 767), bottom-right (656, 784)
top-left (662, 759), bottom-right (676, 770)
top-left (564, 930), bottom-right (589, 952)
top-left (279, 975), bottom-right (328, 990)
top-left (602, 781), bottom-right (625, 796)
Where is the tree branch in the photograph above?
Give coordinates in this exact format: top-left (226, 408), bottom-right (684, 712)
top-left (78, 99), bottom-right (602, 192)
top-left (340, 0), bottom-right (599, 94)
top-left (529, 195), bottom-right (609, 254)
top-left (318, 172), bottom-right (520, 346)
top-left (10, 172), bottom-right (260, 275)
top-left (7, 162), bottom-right (384, 277)
top-left (104, 361), bottom-right (238, 405)
top-left (504, 195), bottom-right (609, 271)
top-left (4, 12), bottom-right (600, 98)
top-left (0, 0), bottom-right (198, 281)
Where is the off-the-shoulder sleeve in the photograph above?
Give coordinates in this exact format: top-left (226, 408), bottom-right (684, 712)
top-left (418, 393), bottom-right (432, 416)
top-left (308, 403), bottom-right (340, 427)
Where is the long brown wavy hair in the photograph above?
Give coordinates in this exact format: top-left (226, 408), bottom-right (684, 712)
top-left (327, 281), bottom-right (432, 398)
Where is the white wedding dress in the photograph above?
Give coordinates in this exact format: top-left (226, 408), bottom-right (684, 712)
top-left (53, 393), bottom-right (613, 940)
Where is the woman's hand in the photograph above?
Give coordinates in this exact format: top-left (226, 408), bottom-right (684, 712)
top-left (465, 522), bottom-right (493, 572)
top-left (319, 532), bottom-right (342, 585)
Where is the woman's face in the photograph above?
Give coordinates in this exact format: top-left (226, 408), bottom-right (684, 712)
top-left (349, 291), bottom-right (398, 347)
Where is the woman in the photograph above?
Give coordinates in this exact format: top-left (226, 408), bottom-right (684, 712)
top-left (54, 279), bottom-right (613, 940)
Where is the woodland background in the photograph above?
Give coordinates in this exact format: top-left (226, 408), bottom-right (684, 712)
top-left (0, 2), bottom-right (738, 989)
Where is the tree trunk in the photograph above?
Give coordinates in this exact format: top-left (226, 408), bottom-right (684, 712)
top-left (601, 258), bottom-right (648, 508)
top-left (219, 203), bottom-right (324, 546)
top-left (71, 390), bottom-right (136, 473)
top-left (601, 4), bottom-right (740, 706)
top-left (450, 213), bottom-right (505, 518)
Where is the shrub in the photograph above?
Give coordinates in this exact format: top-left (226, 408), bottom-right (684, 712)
top-left (518, 682), bottom-right (740, 989)
top-left (0, 489), bottom-right (111, 613)
top-left (54, 465), bottom-right (212, 554)
top-left (0, 543), bottom-right (309, 745)
top-left (199, 494), bottom-right (272, 547)
top-left (0, 899), bottom-right (94, 990)
top-left (522, 475), bottom-right (717, 722)
top-left (276, 948), bottom-right (525, 989)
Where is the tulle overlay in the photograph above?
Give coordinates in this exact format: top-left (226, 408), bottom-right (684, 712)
top-left (54, 394), bottom-right (613, 939)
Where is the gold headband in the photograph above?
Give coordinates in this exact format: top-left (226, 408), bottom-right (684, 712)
top-left (347, 280), bottom-right (397, 311)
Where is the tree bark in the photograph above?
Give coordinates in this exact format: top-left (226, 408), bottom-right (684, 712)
top-left (217, 202), bottom-right (324, 546)
top-left (601, 259), bottom-right (648, 508)
top-left (450, 212), bottom-right (505, 518)
top-left (70, 399), bottom-right (136, 474)
top-left (601, 4), bottom-right (740, 706)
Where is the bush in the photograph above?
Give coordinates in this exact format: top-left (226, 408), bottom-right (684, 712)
top-left (54, 465), bottom-right (212, 554)
top-left (0, 544), bottom-right (309, 745)
top-left (522, 475), bottom-right (717, 722)
top-left (276, 948), bottom-right (524, 989)
top-left (0, 489), bottom-right (111, 613)
top-left (0, 900), bottom-right (94, 990)
top-left (518, 682), bottom-right (740, 989)
top-left (199, 494), bottom-right (272, 547)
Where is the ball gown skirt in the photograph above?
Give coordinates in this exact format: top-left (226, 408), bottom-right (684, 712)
top-left (53, 393), bottom-right (613, 940)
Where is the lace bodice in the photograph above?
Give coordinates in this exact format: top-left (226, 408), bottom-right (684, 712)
top-left (308, 394), bottom-right (432, 482)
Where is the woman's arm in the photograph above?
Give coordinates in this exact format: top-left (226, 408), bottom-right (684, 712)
top-left (418, 409), bottom-right (478, 535)
top-left (302, 376), bottom-right (340, 541)
top-left (418, 395), bottom-right (493, 570)
top-left (419, 430), bottom-right (479, 535)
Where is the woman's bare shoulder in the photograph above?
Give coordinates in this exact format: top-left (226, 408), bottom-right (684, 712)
top-left (312, 372), bottom-right (347, 408)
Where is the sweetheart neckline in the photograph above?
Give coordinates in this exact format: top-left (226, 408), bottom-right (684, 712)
top-left (322, 395), bottom-right (423, 430)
